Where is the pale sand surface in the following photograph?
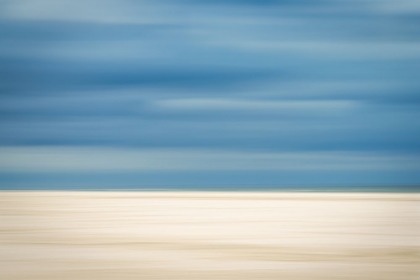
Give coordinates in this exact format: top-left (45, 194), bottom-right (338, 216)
top-left (0, 191), bottom-right (419, 279)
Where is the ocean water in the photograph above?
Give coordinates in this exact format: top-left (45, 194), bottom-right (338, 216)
top-left (1, 183), bottom-right (418, 192)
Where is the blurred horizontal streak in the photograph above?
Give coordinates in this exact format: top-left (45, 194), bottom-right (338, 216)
top-left (155, 98), bottom-right (358, 111)
top-left (0, 147), bottom-right (419, 172)
top-left (0, 0), bottom-right (178, 25)
top-left (206, 40), bottom-right (420, 59)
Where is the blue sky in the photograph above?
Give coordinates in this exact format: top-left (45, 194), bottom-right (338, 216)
top-left (0, 0), bottom-right (419, 189)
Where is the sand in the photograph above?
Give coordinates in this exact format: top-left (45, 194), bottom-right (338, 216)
top-left (0, 191), bottom-right (419, 279)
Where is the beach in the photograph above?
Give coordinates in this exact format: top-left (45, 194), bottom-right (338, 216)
top-left (0, 191), bottom-right (419, 279)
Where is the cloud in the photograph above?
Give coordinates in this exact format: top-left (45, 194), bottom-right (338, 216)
top-left (367, 0), bottom-right (420, 14)
top-left (155, 98), bottom-right (357, 111)
top-left (210, 41), bottom-right (420, 59)
top-left (0, 0), bottom-right (173, 24)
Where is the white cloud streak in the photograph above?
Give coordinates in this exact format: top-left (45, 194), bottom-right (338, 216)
top-left (367, 0), bottom-right (420, 14)
top-left (156, 98), bottom-right (357, 111)
top-left (203, 40), bottom-right (420, 59)
top-left (0, 0), bottom-right (173, 24)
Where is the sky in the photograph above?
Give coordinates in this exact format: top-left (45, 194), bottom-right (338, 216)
top-left (0, 0), bottom-right (419, 189)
